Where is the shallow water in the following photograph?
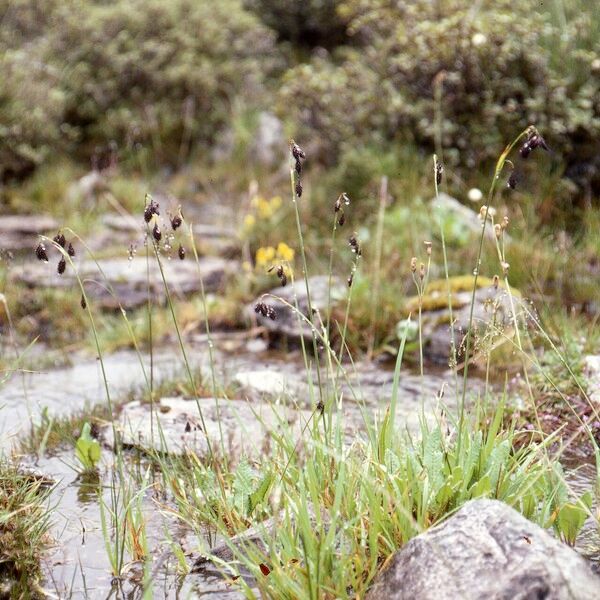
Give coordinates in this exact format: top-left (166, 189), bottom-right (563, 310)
top-left (31, 451), bottom-right (248, 599)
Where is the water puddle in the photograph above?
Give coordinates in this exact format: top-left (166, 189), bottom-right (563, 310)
top-left (31, 451), bottom-right (246, 598)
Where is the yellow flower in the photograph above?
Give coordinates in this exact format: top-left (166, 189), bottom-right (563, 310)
top-left (270, 195), bottom-right (282, 210)
top-left (257, 197), bottom-right (273, 219)
top-left (276, 242), bottom-right (294, 262)
top-left (255, 246), bottom-right (276, 268)
top-left (243, 214), bottom-right (256, 230)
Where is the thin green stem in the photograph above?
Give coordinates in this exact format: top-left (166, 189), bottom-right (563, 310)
top-left (289, 169), bottom-right (324, 409)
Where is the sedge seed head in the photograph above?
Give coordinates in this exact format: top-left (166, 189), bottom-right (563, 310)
top-left (35, 243), bottom-right (48, 262)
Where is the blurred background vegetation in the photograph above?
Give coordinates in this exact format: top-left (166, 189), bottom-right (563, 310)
top-left (1, 0), bottom-right (598, 193)
top-left (0, 0), bottom-right (598, 357)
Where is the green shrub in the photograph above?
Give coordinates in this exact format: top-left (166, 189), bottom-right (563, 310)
top-left (279, 0), bottom-right (600, 191)
top-left (0, 0), bottom-right (279, 179)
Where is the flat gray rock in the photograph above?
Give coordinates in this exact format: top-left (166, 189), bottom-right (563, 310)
top-left (113, 397), bottom-right (314, 459)
top-left (247, 275), bottom-right (345, 341)
top-left (366, 499), bottom-right (600, 600)
top-left (0, 214), bottom-right (59, 251)
top-left (13, 255), bottom-right (236, 309)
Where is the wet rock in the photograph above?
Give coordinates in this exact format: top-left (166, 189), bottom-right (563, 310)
top-left (397, 276), bottom-right (522, 363)
top-left (193, 504), bottom-right (324, 569)
top-left (366, 499), bottom-right (600, 600)
top-left (247, 275), bottom-right (345, 342)
top-left (584, 355), bottom-right (600, 405)
top-left (13, 255), bottom-right (236, 309)
top-left (113, 397), bottom-right (314, 459)
top-left (0, 214), bottom-right (59, 251)
top-left (193, 516), bottom-right (279, 568)
top-left (235, 369), bottom-right (305, 399)
top-left (232, 357), bottom-right (468, 436)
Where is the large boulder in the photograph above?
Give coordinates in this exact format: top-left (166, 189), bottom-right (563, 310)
top-left (397, 276), bottom-right (522, 364)
top-left (366, 499), bottom-right (600, 600)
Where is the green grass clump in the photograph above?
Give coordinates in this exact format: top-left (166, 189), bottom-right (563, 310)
top-left (0, 462), bottom-right (52, 599)
top-left (166, 400), bottom-right (579, 598)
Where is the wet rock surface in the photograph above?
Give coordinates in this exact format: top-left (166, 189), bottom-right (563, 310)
top-left (13, 255), bottom-right (236, 309)
top-left (366, 499), bottom-right (600, 600)
top-left (247, 275), bottom-right (346, 341)
top-left (113, 357), bottom-right (469, 458)
top-left (0, 334), bottom-right (465, 452)
top-left (113, 396), bottom-right (315, 459)
top-left (0, 214), bottom-right (59, 251)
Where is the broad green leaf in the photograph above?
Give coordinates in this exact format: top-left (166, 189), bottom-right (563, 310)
top-left (557, 492), bottom-right (592, 546)
top-left (248, 471), bottom-right (274, 516)
top-left (75, 422), bottom-right (101, 471)
top-left (470, 474), bottom-right (491, 498)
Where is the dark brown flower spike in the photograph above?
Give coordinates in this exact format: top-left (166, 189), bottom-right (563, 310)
top-left (80, 294), bottom-right (87, 309)
top-left (254, 302), bottom-right (277, 320)
top-left (171, 215), bottom-right (183, 230)
top-left (57, 257), bottom-right (66, 274)
top-left (35, 243), bottom-right (48, 262)
top-left (67, 242), bottom-right (75, 257)
top-left (507, 170), bottom-right (519, 189)
top-left (291, 140), bottom-right (306, 178)
top-left (348, 235), bottom-right (361, 256)
top-left (268, 264), bottom-right (287, 287)
top-left (152, 223), bottom-right (162, 242)
top-left (347, 272), bottom-right (354, 287)
top-left (338, 213), bottom-right (345, 226)
top-left (178, 244), bottom-right (186, 260)
top-left (519, 132), bottom-right (549, 159)
top-left (435, 162), bottom-right (444, 186)
top-left (144, 198), bottom-right (160, 223)
top-left (291, 141), bottom-right (305, 162)
top-left (295, 180), bottom-right (303, 197)
top-left (53, 232), bottom-right (66, 248)
top-left (277, 265), bottom-right (287, 286)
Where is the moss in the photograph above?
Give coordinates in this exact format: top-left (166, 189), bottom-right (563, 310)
top-left (403, 276), bottom-right (520, 314)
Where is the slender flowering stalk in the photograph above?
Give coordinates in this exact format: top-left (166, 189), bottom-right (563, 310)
top-left (457, 126), bottom-right (535, 454)
top-left (288, 141), bottom-right (324, 410)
